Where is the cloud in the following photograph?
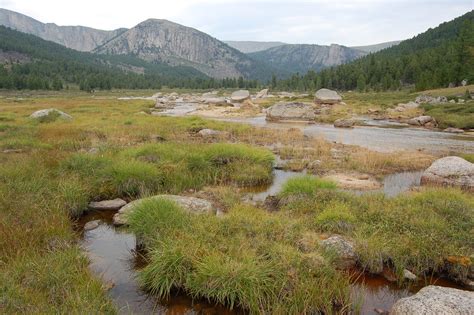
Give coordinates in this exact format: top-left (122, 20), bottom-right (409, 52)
top-left (0, 0), bottom-right (472, 45)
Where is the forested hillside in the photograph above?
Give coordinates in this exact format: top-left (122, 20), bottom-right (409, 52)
top-left (0, 27), bottom-right (260, 90)
top-left (275, 11), bottom-right (474, 91)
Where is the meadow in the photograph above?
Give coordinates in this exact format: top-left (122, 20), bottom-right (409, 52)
top-left (0, 90), bottom-right (472, 314)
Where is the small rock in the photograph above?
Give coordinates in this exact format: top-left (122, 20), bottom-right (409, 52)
top-left (88, 198), bottom-right (127, 211)
top-left (407, 115), bottom-right (436, 127)
top-left (84, 220), bottom-right (101, 231)
top-left (390, 286), bottom-right (474, 315)
top-left (256, 88), bottom-right (269, 99)
top-left (197, 128), bottom-right (223, 137)
top-left (403, 269), bottom-right (418, 281)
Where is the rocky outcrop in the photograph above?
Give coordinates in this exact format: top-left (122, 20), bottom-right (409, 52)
top-left (113, 195), bottom-right (214, 226)
top-left (266, 102), bottom-right (316, 121)
top-left (30, 108), bottom-right (72, 121)
top-left (420, 156), bottom-right (474, 191)
top-left (407, 116), bottom-right (437, 128)
top-left (230, 90), bottom-right (250, 102)
top-left (320, 235), bottom-right (357, 269)
top-left (88, 198), bottom-right (127, 211)
top-left (94, 19), bottom-right (270, 79)
top-left (314, 88), bottom-right (342, 104)
top-left (334, 118), bottom-right (355, 128)
top-left (390, 286), bottom-right (474, 315)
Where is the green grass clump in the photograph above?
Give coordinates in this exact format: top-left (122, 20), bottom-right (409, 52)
top-left (128, 198), bottom-right (350, 314)
top-left (421, 103), bottom-right (474, 129)
top-left (280, 175), bottom-right (336, 197)
top-left (314, 201), bottom-right (356, 233)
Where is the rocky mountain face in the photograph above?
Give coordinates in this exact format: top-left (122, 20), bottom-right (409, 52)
top-left (94, 19), bottom-right (272, 79)
top-left (0, 8), bottom-right (125, 51)
top-left (224, 40), bottom-right (286, 53)
top-left (249, 44), bottom-right (367, 74)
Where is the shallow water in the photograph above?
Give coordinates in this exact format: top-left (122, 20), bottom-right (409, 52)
top-left (220, 116), bottom-right (474, 153)
top-left (153, 103), bottom-right (199, 116)
top-left (78, 211), bottom-right (240, 315)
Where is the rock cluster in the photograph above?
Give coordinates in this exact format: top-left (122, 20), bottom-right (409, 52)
top-left (415, 95), bottom-right (448, 104)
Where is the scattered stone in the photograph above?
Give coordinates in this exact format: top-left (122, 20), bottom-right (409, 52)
top-left (449, 99), bottom-right (456, 103)
top-left (395, 101), bottom-right (419, 112)
top-left (407, 115), bottom-right (437, 127)
top-left (403, 269), bottom-right (418, 281)
top-left (314, 88), bottom-right (342, 104)
top-left (390, 286), bottom-right (474, 315)
top-left (444, 127), bottom-right (464, 134)
top-left (230, 90), bottom-right (250, 102)
top-left (278, 91), bottom-right (295, 98)
top-left (320, 235), bottom-right (357, 269)
top-left (458, 99), bottom-right (465, 104)
top-left (256, 88), bottom-right (269, 99)
top-left (415, 95), bottom-right (448, 104)
top-left (461, 79), bottom-right (468, 86)
top-left (113, 195), bottom-right (214, 226)
top-left (334, 118), bottom-right (355, 128)
top-left (266, 102), bottom-right (316, 121)
top-left (30, 108), bottom-right (72, 121)
top-left (421, 156), bottom-right (474, 191)
top-left (88, 198), bottom-right (127, 211)
top-left (84, 220), bottom-right (101, 231)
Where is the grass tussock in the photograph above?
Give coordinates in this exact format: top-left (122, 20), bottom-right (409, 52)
top-left (128, 198), bottom-right (350, 314)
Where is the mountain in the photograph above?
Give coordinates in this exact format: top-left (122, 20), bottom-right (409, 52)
top-left (0, 8), bottom-right (126, 52)
top-left (224, 40), bottom-right (286, 53)
top-left (276, 10), bottom-right (474, 91)
top-left (94, 19), bottom-right (276, 80)
top-left (351, 40), bottom-right (402, 53)
top-left (0, 25), bottom-right (209, 90)
top-left (249, 44), bottom-right (367, 74)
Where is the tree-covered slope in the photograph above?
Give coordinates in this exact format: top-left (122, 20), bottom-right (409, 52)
top-left (276, 11), bottom-right (474, 91)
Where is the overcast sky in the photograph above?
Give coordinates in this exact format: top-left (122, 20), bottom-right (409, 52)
top-left (0, 0), bottom-right (472, 46)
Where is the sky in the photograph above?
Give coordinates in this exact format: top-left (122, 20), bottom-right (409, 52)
top-left (0, 0), bottom-right (472, 46)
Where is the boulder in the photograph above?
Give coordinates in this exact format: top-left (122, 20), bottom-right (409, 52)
top-left (30, 108), bottom-right (72, 121)
top-left (266, 102), bottom-right (316, 121)
top-left (256, 89), bottom-right (269, 99)
top-left (113, 195), bottom-right (214, 226)
top-left (444, 127), bottom-right (464, 134)
top-left (390, 286), bottom-right (474, 315)
top-left (407, 116), bottom-right (437, 127)
top-left (314, 88), bottom-right (342, 104)
top-left (334, 118), bottom-right (355, 128)
top-left (230, 90), bottom-right (250, 102)
top-left (395, 102), bottom-right (419, 111)
top-left (88, 198), bottom-right (127, 211)
top-left (320, 235), bottom-right (357, 269)
top-left (421, 156), bottom-right (474, 191)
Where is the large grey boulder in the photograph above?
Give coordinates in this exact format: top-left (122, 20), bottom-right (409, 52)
top-left (266, 102), bottom-right (316, 121)
top-left (390, 286), bottom-right (474, 315)
top-left (320, 235), bottom-right (357, 269)
top-left (421, 156), bottom-right (474, 191)
top-left (314, 88), bottom-right (342, 104)
top-left (88, 198), bottom-right (127, 211)
top-left (230, 90), bottom-right (250, 102)
top-left (113, 195), bottom-right (214, 226)
top-left (30, 108), bottom-right (72, 121)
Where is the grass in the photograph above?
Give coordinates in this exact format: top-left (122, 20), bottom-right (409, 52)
top-left (280, 175), bottom-right (337, 196)
top-left (421, 103), bottom-right (474, 129)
